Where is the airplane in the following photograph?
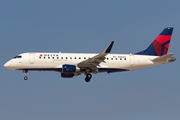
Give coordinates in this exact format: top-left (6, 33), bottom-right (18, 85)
top-left (4, 27), bottom-right (176, 82)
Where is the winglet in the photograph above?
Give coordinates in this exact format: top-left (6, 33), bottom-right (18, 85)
top-left (103, 41), bottom-right (114, 54)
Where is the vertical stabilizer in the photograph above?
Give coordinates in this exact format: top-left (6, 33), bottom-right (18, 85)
top-left (136, 27), bottom-right (173, 56)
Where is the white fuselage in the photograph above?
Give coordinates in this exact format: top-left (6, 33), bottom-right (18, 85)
top-left (4, 52), bottom-right (167, 74)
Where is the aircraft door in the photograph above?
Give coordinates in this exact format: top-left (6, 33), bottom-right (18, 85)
top-left (29, 53), bottom-right (35, 64)
top-left (129, 54), bottom-right (134, 66)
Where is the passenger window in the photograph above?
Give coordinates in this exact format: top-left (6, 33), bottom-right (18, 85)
top-left (120, 58), bottom-right (122, 60)
top-left (44, 57), bottom-right (46, 59)
top-left (124, 58), bottom-right (126, 60)
top-left (61, 57), bottom-right (63, 59)
top-left (57, 57), bottom-right (59, 59)
top-left (111, 58), bottom-right (113, 60)
top-left (107, 58), bottom-right (109, 60)
top-left (48, 57), bottom-right (50, 59)
top-left (74, 57), bottom-right (76, 59)
top-left (70, 57), bottom-right (72, 59)
top-left (79, 57), bottom-right (81, 59)
top-left (66, 57), bottom-right (68, 59)
top-left (52, 57), bottom-right (54, 59)
top-left (39, 57), bottom-right (41, 59)
top-left (84, 57), bottom-right (86, 59)
top-left (116, 58), bottom-right (117, 60)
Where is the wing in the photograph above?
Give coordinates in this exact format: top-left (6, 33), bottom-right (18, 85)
top-left (77, 41), bottom-right (114, 71)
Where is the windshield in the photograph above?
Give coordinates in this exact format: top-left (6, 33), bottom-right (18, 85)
top-left (13, 55), bottom-right (22, 59)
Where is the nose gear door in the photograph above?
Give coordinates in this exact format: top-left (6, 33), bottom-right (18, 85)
top-left (29, 53), bottom-right (35, 64)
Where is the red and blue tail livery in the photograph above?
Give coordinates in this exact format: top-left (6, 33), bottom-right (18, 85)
top-left (136, 27), bottom-right (173, 56)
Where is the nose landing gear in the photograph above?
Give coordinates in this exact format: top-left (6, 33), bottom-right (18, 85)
top-left (23, 70), bottom-right (28, 80)
top-left (24, 76), bottom-right (28, 80)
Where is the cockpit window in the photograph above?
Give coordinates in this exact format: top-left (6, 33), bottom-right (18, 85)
top-left (13, 55), bottom-right (22, 59)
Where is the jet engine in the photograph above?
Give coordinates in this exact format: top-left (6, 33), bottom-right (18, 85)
top-left (61, 64), bottom-right (80, 78)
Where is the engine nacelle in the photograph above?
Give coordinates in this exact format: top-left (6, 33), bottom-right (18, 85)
top-left (61, 64), bottom-right (80, 78)
top-left (61, 73), bottom-right (74, 78)
top-left (62, 64), bottom-right (76, 73)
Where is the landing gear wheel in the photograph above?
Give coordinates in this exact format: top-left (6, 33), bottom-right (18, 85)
top-left (24, 76), bottom-right (28, 80)
top-left (87, 74), bottom-right (92, 78)
top-left (85, 74), bottom-right (92, 82)
top-left (23, 70), bottom-right (28, 80)
top-left (85, 77), bottom-right (90, 82)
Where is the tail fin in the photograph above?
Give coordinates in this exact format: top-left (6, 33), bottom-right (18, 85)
top-left (136, 27), bottom-right (173, 56)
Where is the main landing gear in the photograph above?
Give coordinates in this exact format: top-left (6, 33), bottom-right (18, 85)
top-left (23, 70), bottom-right (28, 80)
top-left (85, 69), bottom-right (92, 82)
top-left (85, 73), bottom-right (92, 82)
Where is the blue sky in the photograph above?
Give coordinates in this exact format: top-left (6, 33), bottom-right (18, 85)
top-left (0, 0), bottom-right (180, 120)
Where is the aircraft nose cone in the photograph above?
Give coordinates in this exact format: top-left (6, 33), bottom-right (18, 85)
top-left (4, 62), bottom-right (10, 68)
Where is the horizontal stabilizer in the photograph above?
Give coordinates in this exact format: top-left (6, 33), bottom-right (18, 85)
top-left (152, 53), bottom-right (175, 61)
